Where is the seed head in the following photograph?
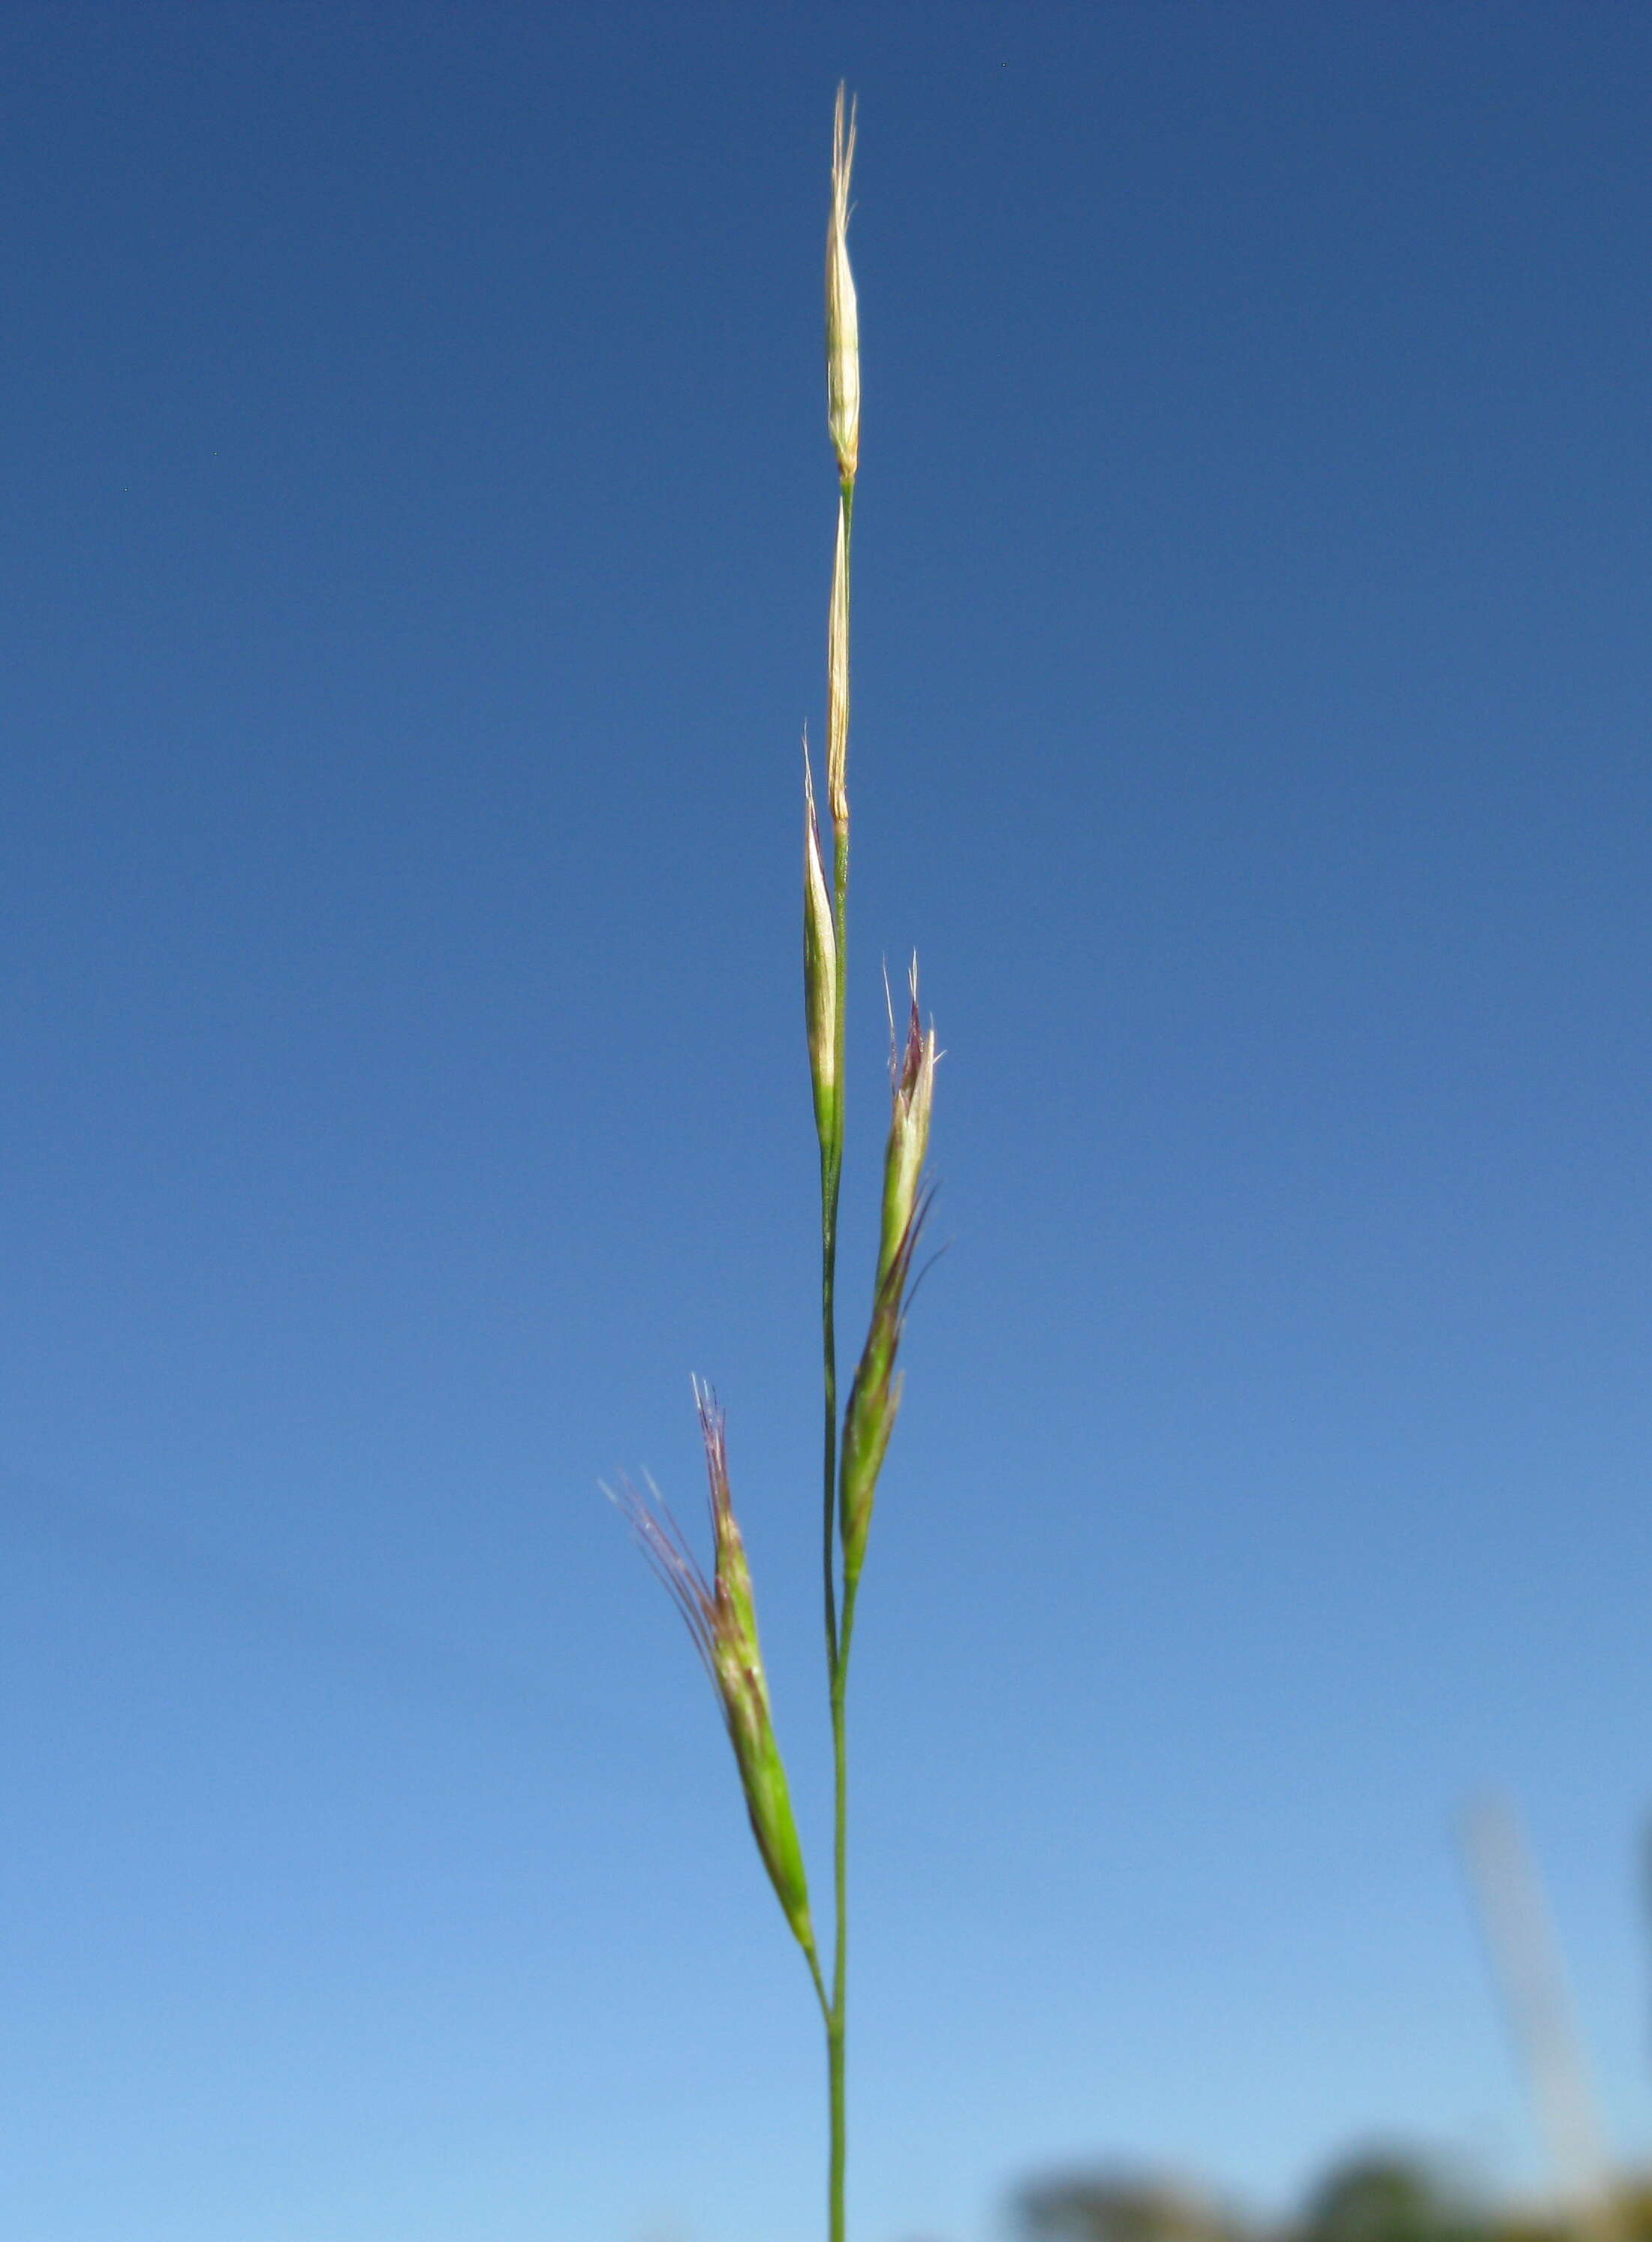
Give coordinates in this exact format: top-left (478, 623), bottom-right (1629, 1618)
top-left (606, 1387), bottom-right (816, 1958)
top-left (802, 736), bottom-right (838, 1150)
top-left (878, 957), bottom-right (939, 1290)
top-left (840, 1185), bottom-right (931, 1591)
top-left (826, 496), bottom-right (850, 836)
top-left (826, 83), bottom-right (859, 485)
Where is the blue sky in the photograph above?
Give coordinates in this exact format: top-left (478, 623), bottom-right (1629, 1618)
top-left (4, 6), bottom-right (1650, 2240)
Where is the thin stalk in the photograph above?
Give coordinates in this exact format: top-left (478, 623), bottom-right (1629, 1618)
top-left (828, 1668), bottom-right (848, 2242)
top-left (806, 1942), bottom-right (832, 2032)
top-left (828, 1575), bottom-right (859, 2242)
top-left (820, 1127), bottom-right (841, 1678)
top-left (821, 472), bottom-right (855, 2242)
top-left (820, 477), bottom-right (855, 1692)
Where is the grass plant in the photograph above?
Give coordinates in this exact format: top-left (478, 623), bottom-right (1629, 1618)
top-left (608, 86), bottom-right (938, 2242)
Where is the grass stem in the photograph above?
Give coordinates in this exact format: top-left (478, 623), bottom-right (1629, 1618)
top-left (822, 469), bottom-right (855, 2242)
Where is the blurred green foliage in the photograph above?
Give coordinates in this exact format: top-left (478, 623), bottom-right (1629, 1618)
top-left (1016, 2155), bottom-right (1652, 2242)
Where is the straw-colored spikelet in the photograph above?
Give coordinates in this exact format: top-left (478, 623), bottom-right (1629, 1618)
top-left (826, 496), bottom-right (850, 837)
top-left (878, 961), bottom-right (938, 1290)
top-left (608, 1386), bottom-right (816, 1956)
top-left (802, 738), bottom-right (838, 1149)
top-left (826, 83), bottom-right (859, 487)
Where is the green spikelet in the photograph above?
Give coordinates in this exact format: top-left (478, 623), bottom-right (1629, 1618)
top-left (607, 1389), bottom-right (816, 1961)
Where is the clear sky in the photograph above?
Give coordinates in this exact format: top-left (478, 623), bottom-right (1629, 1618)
top-left (3, 7), bottom-right (1650, 2240)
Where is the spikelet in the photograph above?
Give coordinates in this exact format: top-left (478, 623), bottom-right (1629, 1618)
top-left (607, 1388), bottom-right (816, 1958)
top-left (840, 1185), bottom-right (932, 1593)
top-left (826, 495), bottom-right (850, 838)
top-left (802, 735), bottom-right (838, 1151)
top-left (877, 958), bottom-right (938, 1290)
top-left (825, 83), bottom-right (859, 486)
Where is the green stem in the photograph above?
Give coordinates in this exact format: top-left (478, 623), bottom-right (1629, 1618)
top-left (820, 1132), bottom-right (841, 1681)
top-left (821, 477), bottom-right (855, 1688)
top-left (828, 1578), bottom-right (859, 2242)
top-left (829, 1684), bottom-right (849, 2242)
top-left (822, 474), bottom-right (855, 2242)
top-left (806, 1942), bottom-right (832, 2030)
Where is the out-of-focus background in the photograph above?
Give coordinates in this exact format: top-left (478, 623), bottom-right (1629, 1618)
top-left (3, 6), bottom-right (1648, 2240)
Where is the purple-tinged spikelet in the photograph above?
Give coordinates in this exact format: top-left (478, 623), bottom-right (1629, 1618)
top-left (878, 958), bottom-right (938, 1290)
top-left (606, 1389), bottom-right (816, 1957)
